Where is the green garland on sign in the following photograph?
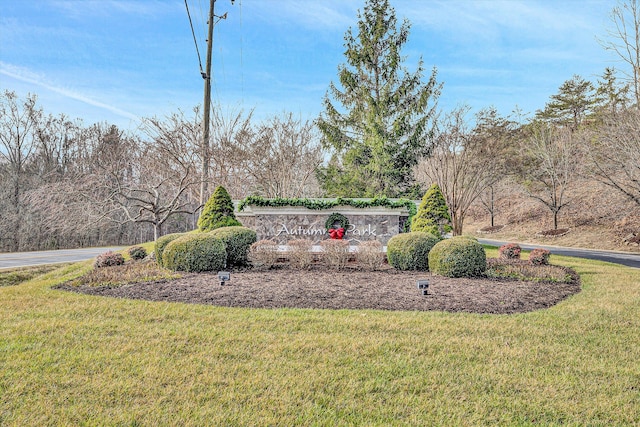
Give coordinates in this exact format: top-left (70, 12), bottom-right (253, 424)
top-left (239, 195), bottom-right (415, 213)
top-left (325, 212), bottom-right (349, 231)
top-left (238, 196), bottom-right (417, 230)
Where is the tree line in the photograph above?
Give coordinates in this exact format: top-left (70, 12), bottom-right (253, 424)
top-left (1, 0), bottom-right (638, 251)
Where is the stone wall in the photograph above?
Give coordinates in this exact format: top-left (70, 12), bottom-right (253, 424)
top-left (236, 205), bottom-right (409, 245)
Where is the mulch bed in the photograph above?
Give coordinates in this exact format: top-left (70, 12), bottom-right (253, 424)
top-left (55, 266), bottom-right (581, 315)
top-left (536, 228), bottom-right (570, 237)
top-left (477, 225), bottom-right (505, 234)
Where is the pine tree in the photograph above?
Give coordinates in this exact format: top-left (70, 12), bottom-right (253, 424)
top-left (410, 183), bottom-right (451, 238)
top-left (197, 185), bottom-right (242, 232)
top-left (536, 74), bottom-right (596, 130)
top-left (595, 67), bottom-right (631, 116)
top-left (317, 0), bottom-right (440, 198)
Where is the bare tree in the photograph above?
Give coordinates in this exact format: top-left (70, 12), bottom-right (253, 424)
top-left (95, 115), bottom-right (200, 240)
top-left (208, 106), bottom-right (255, 199)
top-left (0, 90), bottom-right (42, 250)
top-left (414, 107), bottom-right (501, 235)
top-left (241, 114), bottom-right (322, 198)
top-left (31, 113), bottom-right (86, 184)
top-left (600, 0), bottom-right (640, 106)
top-left (588, 108), bottom-right (640, 206)
top-left (519, 123), bottom-right (580, 230)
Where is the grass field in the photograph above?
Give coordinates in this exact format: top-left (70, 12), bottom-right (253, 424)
top-left (1, 248), bottom-right (639, 426)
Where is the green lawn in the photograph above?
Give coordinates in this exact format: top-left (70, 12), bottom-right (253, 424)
top-left (1, 250), bottom-right (639, 426)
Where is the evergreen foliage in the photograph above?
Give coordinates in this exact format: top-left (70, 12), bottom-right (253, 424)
top-left (154, 233), bottom-right (185, 266)
top-left (238, 195), bottom-right (416, 215)
top-left (208, 226), bottom-right (257, 267)
top-left (386, 231), bottom-right (440, 271)
top-left (428, 237), bottom-right (487, 278)
top-left (127, 246), bottom-right (147, 261)
top-left (535, 74), bottom-right (596, 130)
top-left (162, 233), bottom-right (226, 272)
top-left (239, 195), bottom-right (416, 227)
top-left (595, 67), bottom-right (631, 116)
top-left (316, 0), bottom-right (440, 197)
top-left (410, 184), bottom-right (452, 238)
top-left (197, 186), bottom-right (242, 232)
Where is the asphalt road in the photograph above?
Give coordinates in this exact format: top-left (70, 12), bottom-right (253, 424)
top-left (0, 247), bottom-right (126, 269)
top-left (479, 239), bottom-right (640, 269)
top-left (1, 241), bottom-right (639, 270)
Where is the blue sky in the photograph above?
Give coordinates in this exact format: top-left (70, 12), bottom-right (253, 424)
top-left (0, 0), bottom-right (620, 130)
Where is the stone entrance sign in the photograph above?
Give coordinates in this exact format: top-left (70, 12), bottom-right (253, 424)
top-left (236, 201), bottom-right (411, 245)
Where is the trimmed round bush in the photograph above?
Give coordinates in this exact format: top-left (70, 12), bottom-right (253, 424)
top-left (529, 248), bottom-right (551, 265)
top-left (499, 243), bottom-right (521, 260)
top-left (154, 232), bottom-right (185, 266)
top-left (127, 245), bottom-right (147, 260)
top-left (387, 231), bottom-right (440, 271)
top-left (162, 233), bottom-right (226, 272)
top-left (428, 237), bottom-right (487, 278)
top-left (208, 226), bottom-right (257, 267)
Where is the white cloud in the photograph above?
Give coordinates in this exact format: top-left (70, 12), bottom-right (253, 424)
top-left (0, 62), bottom-right (139, 121)
top-left (250, 0), bottom-right (356, 30)
top-left (49, 0), bottom-right (179, 20)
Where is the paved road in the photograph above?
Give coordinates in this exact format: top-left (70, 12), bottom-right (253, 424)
top-left (1, 242), bottom-right (639, 270)
top-left (0, 247), bottom-right (126, 269)
top-left (479, 239), bottom-right (640, 269)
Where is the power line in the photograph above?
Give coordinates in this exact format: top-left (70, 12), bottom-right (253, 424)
top-left (184, 0), bottom-right (205, 78)
top-left (239, 0), bottom-right (244, 103)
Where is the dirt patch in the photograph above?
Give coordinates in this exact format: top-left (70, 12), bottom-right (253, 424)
top-left (55, 266), bottom-right (581, 314)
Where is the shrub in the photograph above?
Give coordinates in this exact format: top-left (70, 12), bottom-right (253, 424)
top-left (529, 248), bottom-right (551, 265)
top-left (287, 239), bottom-right (314, 269)
top-left (499, 243), bottom-right (522, 260)
top-left (208, 226), bottom-right (257, 267)
top-left (428, 236), bottom-right (487, 278)
top-left (94, 251), bottom-right (125, 269)
top-left (320, 239), bottom-right (350, 270)
top-left (154, 233), bottom-right (185, 266)
top-left (410, 183), bottom-right (452, 238)
top-left (248, 240), bottom-right (280, 270)
top-left (197, 185), bottom-right (242, 232)
top-left (356, 240), bottom-right (384, 271)
top-left (387, 232), bottom-right (440, 271)
top-left (486, 258), bottom-right (574, 283)
top-left (127, 246), bottom-right (147, 261)
top-left (162, 233), bottom-right (226, 272)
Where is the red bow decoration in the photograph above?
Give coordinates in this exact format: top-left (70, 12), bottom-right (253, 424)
top-left (328, 227), bottom-right (345, 239)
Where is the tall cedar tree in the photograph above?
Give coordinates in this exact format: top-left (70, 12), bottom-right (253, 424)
top-left (317, 0), bottom-right (440, 198)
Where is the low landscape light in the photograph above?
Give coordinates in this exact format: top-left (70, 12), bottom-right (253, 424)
top-left (218, 271), bottom-right (230, 286)
top-left (417, 279), bottom-right (429, 296)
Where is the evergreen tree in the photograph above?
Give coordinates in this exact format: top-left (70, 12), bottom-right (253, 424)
top-left (317, 0), bottom-right (440, 198)
top-left (410, 183), bottom-right (451, 238)
top-left (197, 185), bottom-right (241, 232)
top-left (536, 75), bottom-right (596, 130)
top-left (595, 67), bottom-right (631, 116)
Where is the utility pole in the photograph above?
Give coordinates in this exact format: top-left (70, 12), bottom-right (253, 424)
top-left (196, 0), bottom-right (232, 208)
top-left (199, 0), bottom-right (215, 208)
